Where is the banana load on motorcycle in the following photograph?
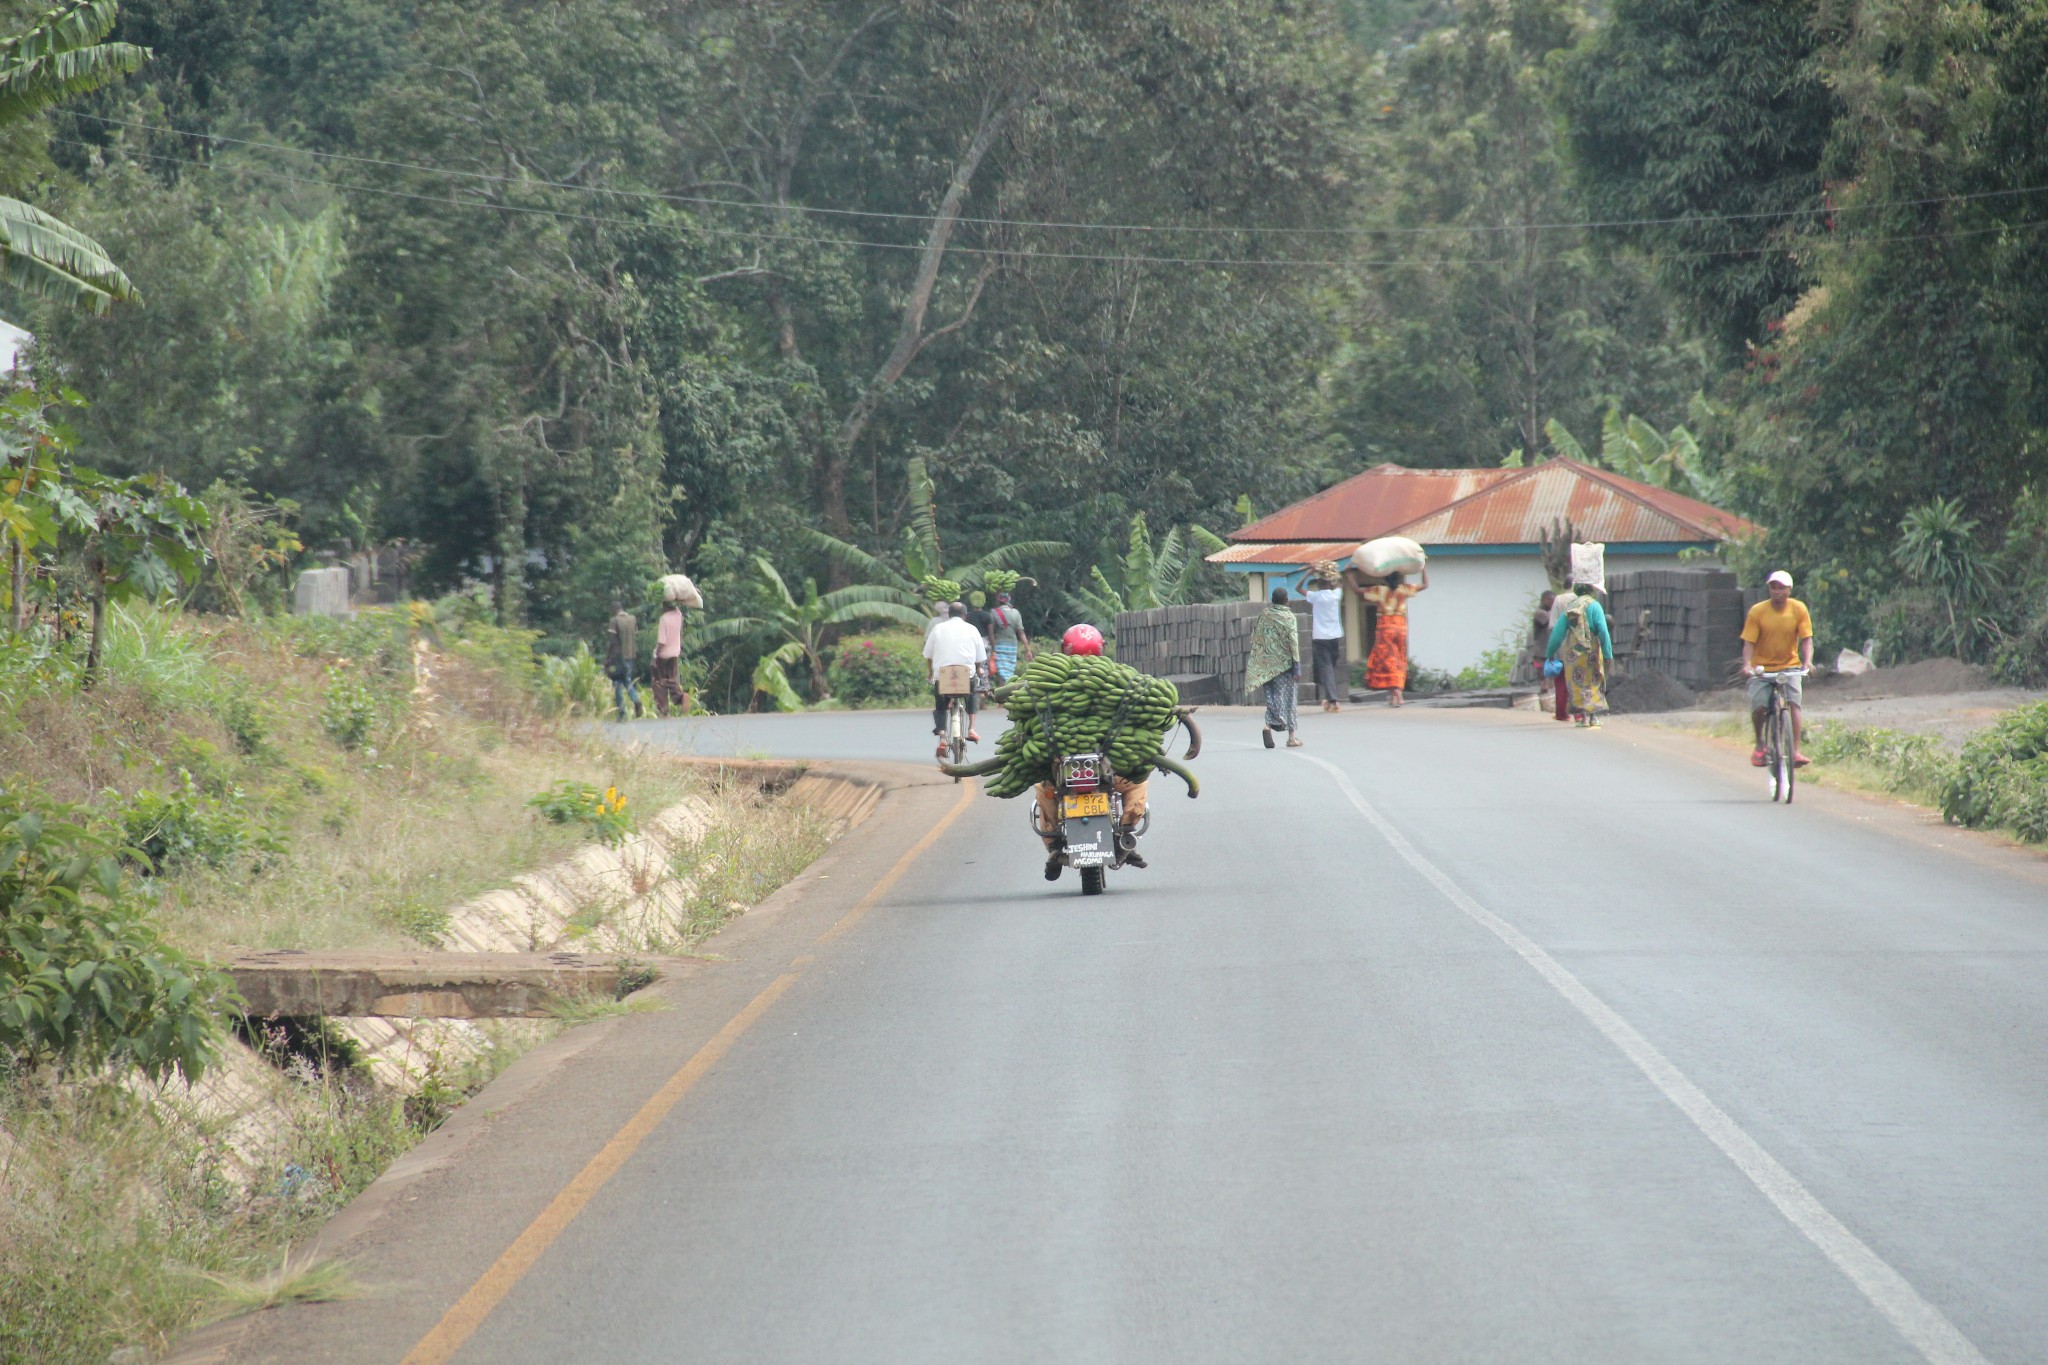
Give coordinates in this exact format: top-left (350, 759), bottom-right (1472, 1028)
top-left (939, 623), bottom-right (1200, 895)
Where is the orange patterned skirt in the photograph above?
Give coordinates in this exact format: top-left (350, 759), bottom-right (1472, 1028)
top-left (1366, 613), bottom-right (1408, 690)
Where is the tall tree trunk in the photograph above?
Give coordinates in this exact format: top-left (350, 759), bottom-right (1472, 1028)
top-left (8, 539), bottom-right (23, 633)
top-left (823, 95), bottom-right (1022, 532)
top-left (85, 563), bottom-right (107, 683)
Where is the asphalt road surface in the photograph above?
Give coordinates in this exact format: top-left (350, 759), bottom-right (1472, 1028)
top-left (259, 705), bottom-right (2048, 1364)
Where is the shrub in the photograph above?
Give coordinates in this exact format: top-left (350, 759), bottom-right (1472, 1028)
top-left (212, 686), bottom-right (269, 756)
top-left (0, 787), bottom-right (236, 1081)
top-left (117, 770), bottom-right (269, 873)
top-left (828, 634), bottom-right (928, 708)
top-left (1940, 701), bottom-right (2048, 838)
top-left (537, 643), bottom-right (610, 718)
top-left (526, 780), bottom-right (632, 845)
top-left (320, 668), bottom-right (380, 750)
top-left (1452, 644), bottom-right (1517, 691)
top-left (1804, 724), bottom-right (1957, 801)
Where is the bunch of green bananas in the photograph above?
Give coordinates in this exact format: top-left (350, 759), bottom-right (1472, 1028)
top-left (943, 651), bottom-right (1198, 798)
top-left (982, 569), bottom-right (1023, 594)
top-left (919, 575), bottom-right (962, 603)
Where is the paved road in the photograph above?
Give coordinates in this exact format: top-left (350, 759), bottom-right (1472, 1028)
top-left (256, 705), bottom-right (2048, 1364)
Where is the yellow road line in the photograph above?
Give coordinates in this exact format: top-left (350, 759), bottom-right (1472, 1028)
top-left (399, 779), bottom-right (978, 1365)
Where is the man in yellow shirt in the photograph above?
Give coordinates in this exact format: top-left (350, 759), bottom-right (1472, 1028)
top-left (1741, 569), bottom-right (1815, 768)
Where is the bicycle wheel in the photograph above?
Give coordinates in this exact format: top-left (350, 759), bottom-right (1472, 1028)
top-left (1080, 866), bottom-right (1106, 896)
top-left (1777, 704), bottom-right (1797, 804)
top-left (948, 701), bottom-right (967, 767)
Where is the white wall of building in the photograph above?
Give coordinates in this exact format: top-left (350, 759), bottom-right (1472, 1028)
top-left (1407, 552), bottom-right (1710, 670)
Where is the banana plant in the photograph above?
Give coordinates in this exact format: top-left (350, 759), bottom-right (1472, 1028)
top-left (1543, 405), bottom-right (1728, 504)
top-left (0, 0), bottom-right (148, 313)
top-left (694, 556), bottom-right (929, 709)
top-left (1069, 512), bottom-right (1229, 627)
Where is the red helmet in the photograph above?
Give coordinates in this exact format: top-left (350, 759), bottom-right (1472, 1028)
top-left (1061, 623), bottom-right (1104, 656)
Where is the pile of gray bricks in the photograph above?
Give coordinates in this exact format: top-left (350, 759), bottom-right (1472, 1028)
top-left (1114, 601), bottom-right (1316, 703)
top-left (1604, 567), bottom-right (1746, 690)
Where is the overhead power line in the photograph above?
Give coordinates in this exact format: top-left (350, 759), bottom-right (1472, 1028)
top-left (48, 136), bottom-right (2048, 274)
top-left (61, 109), bottom-right (2048, 242)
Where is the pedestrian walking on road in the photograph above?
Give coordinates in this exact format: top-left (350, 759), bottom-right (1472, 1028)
top-left (1546, 582), bottom-right (1613, 727)
top-left (988, 591), bottom-right (1030, 683)
top-left (1248, 586), bottom-right (1302, 748)
top-left (604, 597), bottom-right (644, 720)
top-left (651, 600), bottom-right (687, 717)
top-left (1353, 566), bottom-right (1427, 707)
top-left (1304, 563), bottom-right (1346, 712)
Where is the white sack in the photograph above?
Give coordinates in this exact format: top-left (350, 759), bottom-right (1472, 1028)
top-left (659, 572), bottom-right (704, 608)
top-left (1352, 536), bottom-right (1427, 578)
top-left (1568, 542), bottom-right (1606, 593)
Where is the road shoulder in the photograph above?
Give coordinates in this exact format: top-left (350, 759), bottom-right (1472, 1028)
top-left (170, 761), bottom-right (964, 1365)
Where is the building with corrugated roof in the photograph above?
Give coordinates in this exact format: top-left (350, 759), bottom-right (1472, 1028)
top-left (1208, 458), bottom-right (1758, 673)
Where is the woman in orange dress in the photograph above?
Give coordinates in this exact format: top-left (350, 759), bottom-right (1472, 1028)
top-left (1353, 567), bottom-right (1428, 706)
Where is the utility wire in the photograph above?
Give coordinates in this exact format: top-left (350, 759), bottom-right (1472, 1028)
top-left (49, 136), bottom-right (2048, 273)
top-left (61, 109), bottom-right (2048, 242)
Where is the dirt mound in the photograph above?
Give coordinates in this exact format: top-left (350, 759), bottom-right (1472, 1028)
top-left (1818, 657), bottom-right (1988, 700)
top-left (1606, 668), bottom-right (1696, 714)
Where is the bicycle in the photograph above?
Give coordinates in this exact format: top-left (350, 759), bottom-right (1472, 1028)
top-left (1756, 667), bottom-right (1807, 804)
top-left (936, 664), bottom-right (974, 776)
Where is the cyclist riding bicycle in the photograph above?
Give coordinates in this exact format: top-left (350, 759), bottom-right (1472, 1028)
top-left (1742, 569), bottom-right (1814, 769)
top-left (924, 601), bottom-right (987, 757)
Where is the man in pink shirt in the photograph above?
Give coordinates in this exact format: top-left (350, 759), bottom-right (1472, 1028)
top-left (652, 601), bottom-right (687, 717)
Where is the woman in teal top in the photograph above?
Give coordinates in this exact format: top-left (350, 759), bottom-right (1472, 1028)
top-left (1545, 582), bottom-right (1613, 727)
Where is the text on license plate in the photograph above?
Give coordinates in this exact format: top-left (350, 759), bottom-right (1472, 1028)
top-left (1063, 793), bottom-right (1111, 817)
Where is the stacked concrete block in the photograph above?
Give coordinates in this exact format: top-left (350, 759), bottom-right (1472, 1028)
top-left (1114, 600), bottom-right (1317, 703)
top-left (1605, 568), bottom-right (1747, 690)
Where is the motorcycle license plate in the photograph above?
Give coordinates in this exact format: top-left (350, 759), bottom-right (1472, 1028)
top-left (1063, 793), bottom-right (1110, 818)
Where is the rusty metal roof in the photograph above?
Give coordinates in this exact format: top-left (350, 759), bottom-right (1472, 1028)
top-left (1206, 540), bottom-right (1361, 567)
top-left (1388, 458), bottom-right (1758, 545)
top-left (1230, 464), bottom-right (1516, 543)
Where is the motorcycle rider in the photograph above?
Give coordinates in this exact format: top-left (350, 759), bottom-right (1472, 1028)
top-left (1037, 623), bottom-right (1149, 880)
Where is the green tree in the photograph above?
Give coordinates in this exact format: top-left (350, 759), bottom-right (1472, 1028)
top-left (1330, 0), bottom-right (1702, 469)
top-left (694, 556), bottom-right (928, 707)
top-left (1555, 0), bottom-right (1840, 354)
top-left (42, 465), bottom-right (207, 676)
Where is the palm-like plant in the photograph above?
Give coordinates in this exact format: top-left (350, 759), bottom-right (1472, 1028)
top-left (0, 0), bottom-right (147, 313)
top-left (798, 457), bottom-right (1066, 602)
top-left (1069, 512), bottom-right (1228, 626)
top-left (1895, 496), bottom-right (1997, 655)
top-left (694, 556), bottom-right (930, 709)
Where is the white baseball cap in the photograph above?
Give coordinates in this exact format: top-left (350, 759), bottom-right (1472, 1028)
top-left (1767, 570), bottom-right (1794, 587)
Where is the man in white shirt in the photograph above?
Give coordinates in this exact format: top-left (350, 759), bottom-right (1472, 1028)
top-left (924, 601), bottom-right (989, 754)
top-left (1303, 566), bottom-right (1346, 713)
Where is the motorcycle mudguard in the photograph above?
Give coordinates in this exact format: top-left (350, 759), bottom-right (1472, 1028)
top-left (1062, 813), bottom-right (1117, 868)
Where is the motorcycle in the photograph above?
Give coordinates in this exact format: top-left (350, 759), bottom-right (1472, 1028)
top-left (1033, 709), bottom-right (1202, 897)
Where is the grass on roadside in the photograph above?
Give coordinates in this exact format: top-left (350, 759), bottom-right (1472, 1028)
top-left (0, 1068), bottom-right (405, 1365)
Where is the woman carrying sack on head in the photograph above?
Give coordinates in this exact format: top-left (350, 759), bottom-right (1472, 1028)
top-left (1545, 582), bottom-right (1613, 728)
top-left (1353, 566), bottom-right (1428, 707)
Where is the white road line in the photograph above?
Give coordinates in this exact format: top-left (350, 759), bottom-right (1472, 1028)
top-left (1296, 751), bottom-right (1992, 1365)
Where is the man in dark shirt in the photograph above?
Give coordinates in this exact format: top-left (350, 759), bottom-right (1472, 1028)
top-left (964, 591), bottom-right (996, 651)
top-left (604, 597), bottom-right (644, 719)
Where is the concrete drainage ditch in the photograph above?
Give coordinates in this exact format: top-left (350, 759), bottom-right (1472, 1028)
top-left (158, 763), bottom-right (882, 1179)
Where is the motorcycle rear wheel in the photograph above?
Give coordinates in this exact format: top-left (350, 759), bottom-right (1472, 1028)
top-left (1080, 866), bottom-right (1106, 896)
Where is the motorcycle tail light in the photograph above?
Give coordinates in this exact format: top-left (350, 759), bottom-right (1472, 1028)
top-left (1063, 756), bottom-right (1100, 791)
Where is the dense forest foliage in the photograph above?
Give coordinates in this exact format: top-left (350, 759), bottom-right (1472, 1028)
top-left (7, 0), bottom-right (2048, 691)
